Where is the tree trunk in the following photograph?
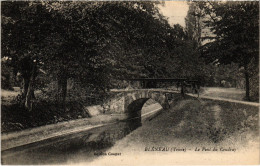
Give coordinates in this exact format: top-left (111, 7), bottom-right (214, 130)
top-left (25, 63), bottom-right (37, 111)
top-left (57, 72), bottom-right (67, 109)
top-left (244, 64), bottom-right (250, 101)
top-left (25, 80), bottom-right (34, 111)
top-left (22, 77), bottom-right (30, 98)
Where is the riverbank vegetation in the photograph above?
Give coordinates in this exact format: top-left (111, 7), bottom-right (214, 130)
top-left (1, 1), bottom-right (259, 133)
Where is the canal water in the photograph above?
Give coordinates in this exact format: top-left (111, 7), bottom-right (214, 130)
top-left (1, 105), bottom-right (162, 165)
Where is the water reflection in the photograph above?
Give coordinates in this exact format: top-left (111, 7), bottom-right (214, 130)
top-left (1, 118), bottom-right (142, 165)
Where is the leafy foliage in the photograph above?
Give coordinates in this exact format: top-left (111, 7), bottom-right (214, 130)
top-left (199, 1), bottom-right (259, 100)
top-left (201, 2), bottom-right (259, 65)
top-left (2, 1), bottom-right (183, 107)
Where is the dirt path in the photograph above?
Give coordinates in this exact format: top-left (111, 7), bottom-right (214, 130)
top-left (188, 93), bottom-right (259, 107)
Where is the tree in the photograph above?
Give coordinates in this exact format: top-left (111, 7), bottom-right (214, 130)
top-left (185, 1), bottom-right (206, 47)
top-left (42, 1), bottom-right (168, 104)
top-left (2, 1), bottom-right (55, 110)
top-left (200, 1), bottom-right (259, 101)
top-left (2, 1), bottom-right (172, 109)
top-left (167, 2), bottom-right (209, 83)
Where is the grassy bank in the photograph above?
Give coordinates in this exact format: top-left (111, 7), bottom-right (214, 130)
top-left (83, 97), bottom-right (259, 165)
top-left (170, 98), bottom-right (258, 143)
top-left (100, 97), bottom-right (259, 152)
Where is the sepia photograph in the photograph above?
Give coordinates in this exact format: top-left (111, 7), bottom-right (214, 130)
top-left (1, 0), bottom-right (259, 165)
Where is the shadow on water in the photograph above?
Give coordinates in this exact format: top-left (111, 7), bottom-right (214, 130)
top-left (1, 118), bottom-right (142, 165)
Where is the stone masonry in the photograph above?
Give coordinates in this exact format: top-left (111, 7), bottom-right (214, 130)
top-left (102, 90), bottom-right (174, 120)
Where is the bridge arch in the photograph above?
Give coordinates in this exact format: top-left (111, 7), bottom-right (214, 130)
top-left (123, 90), bottom-right (170, 120)
top-left (104, 90), bottom-right (172, 121)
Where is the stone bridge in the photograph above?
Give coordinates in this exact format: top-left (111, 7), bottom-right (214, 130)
top-left (102, 89), bottom-right (180, 120)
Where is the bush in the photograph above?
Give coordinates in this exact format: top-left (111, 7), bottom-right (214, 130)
top-left (1, 100), bottom-right (90, 133)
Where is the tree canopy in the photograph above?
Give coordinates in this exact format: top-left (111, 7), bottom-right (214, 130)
top-left (2, 1), bottom-right (258, 109)
top-left (2, 1), bottom-right (185, 109)
top-left (199, 1), bottom-right (259, 100)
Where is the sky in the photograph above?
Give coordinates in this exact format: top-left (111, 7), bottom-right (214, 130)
top-left (158, 1), bottom-right (189, 27)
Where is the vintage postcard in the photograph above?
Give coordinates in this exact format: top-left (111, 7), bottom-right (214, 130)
top-left (1, 0), bottom-right (259, 165)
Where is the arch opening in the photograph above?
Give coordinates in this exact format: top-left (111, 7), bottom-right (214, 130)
top-left (141, 99), bottom-right (163, 121)
top-left (126, 98), bottom-right (163, 125)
